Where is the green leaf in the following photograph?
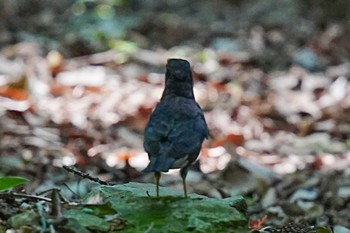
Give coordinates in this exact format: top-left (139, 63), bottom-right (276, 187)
top-left (9, 210), bottom-right (38, 228)
top-left (81, 203), bottom-right (117, 217)
top-left (0, 176), bottom-right (29, 191)
top-left (315, 226), bottom-right (333, 233)
top-left (64, 209), bottom-right (110, 232)
top-left (84, 182), bottom-right (249, 233)
top-left (63, 218), bottom-right (91, 233)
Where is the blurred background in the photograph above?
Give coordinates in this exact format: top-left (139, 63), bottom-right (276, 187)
top-left (1, 0), bottom-right (350, 229)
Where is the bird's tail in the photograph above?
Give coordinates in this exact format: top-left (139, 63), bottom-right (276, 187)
top-left (143, 156), bottom-right (175, 173)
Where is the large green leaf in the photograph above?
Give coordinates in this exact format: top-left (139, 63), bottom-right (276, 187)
top-left (85, 182), bottom-right (248, 233)
top-left (0, 176), bottom-right (29, 191)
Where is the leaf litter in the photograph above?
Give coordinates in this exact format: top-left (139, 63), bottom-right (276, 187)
top-left (1, 3), bottom-right (350, 231)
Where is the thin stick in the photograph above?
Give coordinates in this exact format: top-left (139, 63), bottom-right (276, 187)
top-left (0, 192), bottom-right (52, 202)
top-left (63, 165), bottom-right (111, 185)
top-left (0, 192), bottom-right (78, 206)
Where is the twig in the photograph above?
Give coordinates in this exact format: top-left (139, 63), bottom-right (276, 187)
top-left (0, 192), bottom-right (52, 202)
top-left (0, 191), bottom-right (78, 206)
top-left (62, 165), bottom-right (111, 185)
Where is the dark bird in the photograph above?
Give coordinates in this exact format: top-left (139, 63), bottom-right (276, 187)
top-left (143, 58), bottom-right (209, 197)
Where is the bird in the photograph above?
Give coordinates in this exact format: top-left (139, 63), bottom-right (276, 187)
top-left (143, 58), bottom-right (209, 198)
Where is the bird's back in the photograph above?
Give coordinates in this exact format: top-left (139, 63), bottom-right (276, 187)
top-left (143, 96), bottom-right (208, 173)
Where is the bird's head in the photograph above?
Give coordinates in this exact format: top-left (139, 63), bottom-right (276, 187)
top-left (162, 58), bottom-right (194, 99)
top-left (166, 59), bottom-right (192, 82)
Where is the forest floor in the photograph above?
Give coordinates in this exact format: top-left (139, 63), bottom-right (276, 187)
top-left (1, 1), bottom-right (350, 232)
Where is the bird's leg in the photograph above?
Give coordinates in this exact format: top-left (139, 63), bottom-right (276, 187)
top-left (154, 172), bottom-right (161, 197)
top-left (180, 168), bottom-right (188, 198)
